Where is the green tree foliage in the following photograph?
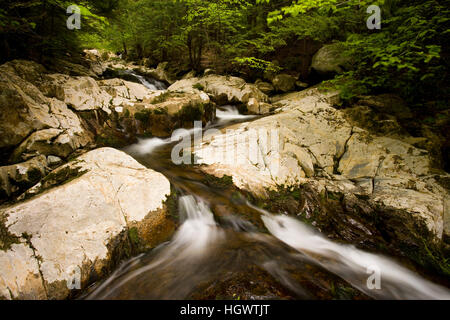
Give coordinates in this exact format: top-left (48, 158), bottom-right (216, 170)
top-left (343, 0), bottom-right (449, 105)
top-left (103, 0), bottom-right (254, 71)
top-left (259, 0), bottom-right (449, 104)
top-left (99, 0), bottom-right (186, 61)
top-left (1, 0), bottom-right (448, 105)
top-left (0, 0), bottom-right (115, 63)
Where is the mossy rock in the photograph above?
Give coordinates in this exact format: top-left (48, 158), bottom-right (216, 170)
top-left (0, 215), bottom-right (21, 251)
top-left (150, 91), bottom-right (172, 104)
top-left (192, 83), bottom-right (205, 91)
top-left (176, 101), bottom-right (205, 123)
top-left (202, 174), bottom-right (234, 189)
top-left (134, 109), bottom-right (153, 123)
top-left (19, 165), bottom-right (89, 201)
top-left (95, 132), bottom-right (131, 148)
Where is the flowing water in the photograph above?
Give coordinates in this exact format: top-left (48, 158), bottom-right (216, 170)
top-left (83, 105), bottom-right (450, 300)
top-left (215, 105), bottom-right (257, 124)
top-left (123, 69), bottom-right (168, 91)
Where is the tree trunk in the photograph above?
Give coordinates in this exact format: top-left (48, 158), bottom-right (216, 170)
top-left (122, 36), bottom-right (128, 57)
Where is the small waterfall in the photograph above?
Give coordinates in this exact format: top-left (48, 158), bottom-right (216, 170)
top-left (124, 127), bottom-right (203, 157)
top-left (123, 107), bottom-right (252, 157)
top-left (261, 212), bottom-right (450, 300)
top-left (84, 196), bottom-right (450, 300)
top-left (133, 73), bottom-right (167, 91)
top-left (85, 195), bottom-right (224, 300)
top-left (216, 105), bottom-right (256, 123)
top-left (123, 69), bottom-right (167, 90)
top-left (124, 137), bottom-right (168, 155)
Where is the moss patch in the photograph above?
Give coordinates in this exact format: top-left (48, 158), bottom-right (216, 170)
top-left (41, 165), bottom-right (87, 187)
top-left (20, 165), bottom-right (88, 201)
top-left (330, 282), bottom-right (360, 300)
top-left (134, 109), bottom-right (153, 123)
top-left (202, 174), bottom-right (234, 189)
top-left (150, 91), bottom-right (172, 104)
top-left (175, 101), bottom-right (206, 123)
top-left (153, 107), bottom-right (168, 115)
top-left (128, 227), bottom-right (140, 246)
top-left (165, 186), bottom-right (180, 222)
top-left (192, 83), bottom-right (205, 91)
top-left (0, 215), bottom-right (20, 251)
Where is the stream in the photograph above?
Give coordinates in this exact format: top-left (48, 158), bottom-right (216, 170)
top-left (82, 81), bottom-right (450, 300)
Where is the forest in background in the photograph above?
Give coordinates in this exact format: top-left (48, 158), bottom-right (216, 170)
top-left (0, 0), bottom-right (448, 124)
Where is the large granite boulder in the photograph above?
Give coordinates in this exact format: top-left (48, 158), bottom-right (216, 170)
top-left (98, 78), bottom-right (153, 102)
top-left (255, 79), bottom-right (275, 95)
top-left (0, 148), bottom-right (175, 300)
top-left (111, 91), bottom-right (215, 138)
top-left (38, 74), bottom-right (112, 113)
top-left (311, 43), bottom-right (352, 77)
top-left (193, 87), bottom-right (449, 242)
top-left (272, 74), bottom-right (297, 93)
top-left (168, 75), bottom-right (269, 110)
top-left (0, 61), bottom-right (92, 162)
